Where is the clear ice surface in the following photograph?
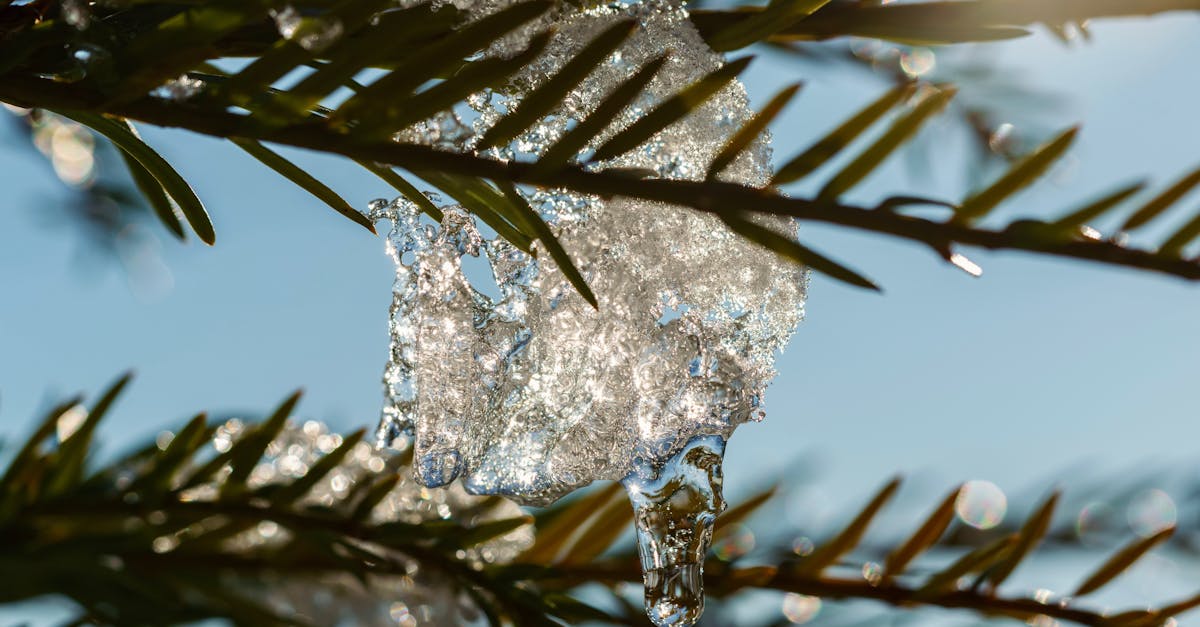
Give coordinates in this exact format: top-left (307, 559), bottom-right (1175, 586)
top-left (372, 0), bottom-right (807, 623)
top-left (624, 435), bottom-right (726, 626)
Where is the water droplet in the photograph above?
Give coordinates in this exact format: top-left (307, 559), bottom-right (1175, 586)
top-left (861, 561), bottom-right (882, 585)
top-left (949, 252), bottom-right (983, 277)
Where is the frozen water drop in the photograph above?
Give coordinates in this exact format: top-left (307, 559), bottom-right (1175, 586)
top-left (623, 435), bottom-right (726, 627)
top-left (417, 448), bottom-right (464, 487)
top-left (367, 198), bottom-right (390, 219)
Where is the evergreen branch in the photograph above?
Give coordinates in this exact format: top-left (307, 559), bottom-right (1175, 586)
top-left (231, 137), bottom-right (376, 234)
top-left (815, 84), bottom-right (956, 201)
top-left (3, 380), bottom-right (1198, 626)
top-left (4, 74), bottom-right (1199, 287)
top-left (692, 0), bottom-right (1200, 46)
top-left (3, 2), bottom-right (1200, 291)
top-left (537, 562), bottom-right (1133, 626)
top-left (117, 121), bottom-right (188, 240)
top-left (3, 4), bottom-right (1198, 624)
top-left (53, 110), bottom-right (215, 244)
top-left (771, 82), bottom-right (915, 185)
top-left (881, 484), bottom-right (961, 581)
top-left (986, 491), bottom-right (1059, 588)
top-left (707, 81), bottom-right (802, 179)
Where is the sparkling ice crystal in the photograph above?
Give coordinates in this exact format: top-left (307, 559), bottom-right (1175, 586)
top-left (179, 419), bottom-right (532, 625)
top-left (372, 0), bottom-right (807, 623)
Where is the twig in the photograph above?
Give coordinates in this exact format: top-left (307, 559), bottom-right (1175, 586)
top-left (2, 75), bottom-right (1196, 283)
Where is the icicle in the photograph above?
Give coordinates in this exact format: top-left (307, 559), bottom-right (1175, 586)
top-left (623, 436), bottom-right (727, 627)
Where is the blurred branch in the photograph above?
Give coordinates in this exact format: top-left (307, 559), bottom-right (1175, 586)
top-left (4, 378), bottom-right (1200, 626)
top-left (692, 0), bottom-right (1200, 46)
top-left (2, 1), bottom-right (1200, 291)
top-left (537, 562), bottom-right (1161, 626)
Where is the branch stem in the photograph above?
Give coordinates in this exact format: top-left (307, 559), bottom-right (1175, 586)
top-left (2, 75), bottom-right (1195, 283)
top-left (541, 561), bottom-right (1124, 626)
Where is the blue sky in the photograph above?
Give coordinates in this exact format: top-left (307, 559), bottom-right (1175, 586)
top-left (2, 11), bottom-right (1200, 611)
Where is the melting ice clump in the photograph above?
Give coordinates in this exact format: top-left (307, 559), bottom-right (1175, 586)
top-left (371, 0), bottom-right (807, 623)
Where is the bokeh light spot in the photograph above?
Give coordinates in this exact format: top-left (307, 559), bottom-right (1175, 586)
top-left (781, 593), bottom-right (821, 624)
top-left (1127, 489), bottom-right (1176, 537)
top-left (1075, 501), bottom-right (1114, 544)
top-left (791, 536), bottom-right (814, 557)
top-left (712, 523), bottom-right (756, 561)
top-left (900, 48), bottom-right (936, 77)
top-left (55, 404), bottom-right (89, 443)
top-left (956, 480), bottom-right (1007, 530)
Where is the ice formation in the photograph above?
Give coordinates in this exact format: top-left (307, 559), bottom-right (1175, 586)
top-left (180, 419), bottom-right (533, 625)
top-left (371, 0), bottom-right (807, 623)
